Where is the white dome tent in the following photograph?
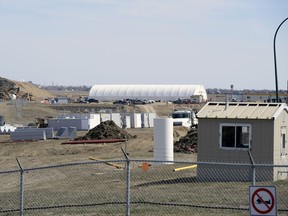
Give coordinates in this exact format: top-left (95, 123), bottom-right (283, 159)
top-left (88, 85), bottom-right (207, 102)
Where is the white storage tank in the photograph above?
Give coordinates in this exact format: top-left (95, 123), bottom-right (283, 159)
top-left (153, 118), bottom-right (174, 163)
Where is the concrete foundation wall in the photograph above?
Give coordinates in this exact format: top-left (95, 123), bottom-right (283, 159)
top-left (48, 119), bottom-right (89, 131)
top-left (49, 112), bottom-right (157, 131)
top-left (11, 129), bottom-right (46, 141)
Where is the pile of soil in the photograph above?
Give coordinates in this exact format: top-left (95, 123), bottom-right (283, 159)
top-left (14, 81), bottom-right (54, 101)
top-left (75, 120), bottom-right (134, 140)
top-left (0, 76), bottom-right (54, 101)
top-left (174, 128), bottom-right (197, 153)
top-left (173, 127), bottom-right (189, 141)
top-left (0, 77), bottom-right (19, 99)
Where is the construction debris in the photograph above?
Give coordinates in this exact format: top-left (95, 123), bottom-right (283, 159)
top-left (174, 127), bottom-right (198, 153)
top-left (75, 120), bottom-right (134, 141)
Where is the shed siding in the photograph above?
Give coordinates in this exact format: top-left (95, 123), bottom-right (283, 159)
top-left (198, 118), bottom-right (275, 181)
top-left (273, 110), bottom-right (288, 164)
top-left (198, 118), bottom-right (274, 163)
top-left (251, 120), bottom-right (274, 163)
top-left (273, 110), bottom-right (288, 180)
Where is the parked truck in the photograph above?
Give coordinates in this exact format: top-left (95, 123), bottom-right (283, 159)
top-left (171, 109), bottom-right (198, 128)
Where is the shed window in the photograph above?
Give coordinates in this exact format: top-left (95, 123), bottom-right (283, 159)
top-left (220, 123), bottom-right (251, 150)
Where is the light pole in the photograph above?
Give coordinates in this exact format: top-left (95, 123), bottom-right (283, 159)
top-left (273, 17), bottom-right (288, 103)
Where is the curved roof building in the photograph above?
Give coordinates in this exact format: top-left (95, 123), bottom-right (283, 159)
top-left (89, 84), bottom-right (207, 101)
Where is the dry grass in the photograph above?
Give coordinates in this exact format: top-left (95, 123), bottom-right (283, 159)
top-left (0, 98), bottom-right (287, 215)
top-left (0, 98), bottom-right (196, 170)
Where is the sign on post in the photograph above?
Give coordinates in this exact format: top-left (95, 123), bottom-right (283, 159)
top-left (249, 186), bottom-right (277, 216)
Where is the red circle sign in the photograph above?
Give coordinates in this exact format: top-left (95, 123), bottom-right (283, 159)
top-left (251, 188), bottom-right (274, 214)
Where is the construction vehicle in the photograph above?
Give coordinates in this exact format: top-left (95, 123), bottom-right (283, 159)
top-left (35, 118), bottom-right (48, 128)
top-left (171, 109), bottom-right (198, 128)
top-left (21, 92), bottom-right (34, 101)
top-left (35, 116), bottom-right (53, 128)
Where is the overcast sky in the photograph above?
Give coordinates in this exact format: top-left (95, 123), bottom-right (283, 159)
top-left (0, 0), bottom-right (287, 90)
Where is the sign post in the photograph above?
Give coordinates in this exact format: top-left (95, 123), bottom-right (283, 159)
top-left (249, 186), bottom-right (277, 216)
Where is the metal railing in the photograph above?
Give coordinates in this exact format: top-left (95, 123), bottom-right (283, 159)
top-left (0, 158), bottom-right (288, 216)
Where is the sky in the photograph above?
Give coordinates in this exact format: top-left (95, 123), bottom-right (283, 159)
top-left (0, 0), bottom-right (288, 90)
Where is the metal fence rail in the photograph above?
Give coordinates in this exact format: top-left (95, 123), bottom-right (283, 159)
top-left (0, 159), bottom-right (287, 215)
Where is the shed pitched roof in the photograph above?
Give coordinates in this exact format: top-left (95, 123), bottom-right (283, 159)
top-left (197, 102), bottom-right (288, 120)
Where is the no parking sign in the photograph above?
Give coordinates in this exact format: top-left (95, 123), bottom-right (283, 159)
top-left (249, 186), bottom-right (277, 216)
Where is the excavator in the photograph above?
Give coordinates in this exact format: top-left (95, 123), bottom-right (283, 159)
top-left (35, 116), bottom-right (53, 128)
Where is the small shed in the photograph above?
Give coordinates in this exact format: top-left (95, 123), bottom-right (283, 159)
top-left (196, 102), bottom-right (288, 181)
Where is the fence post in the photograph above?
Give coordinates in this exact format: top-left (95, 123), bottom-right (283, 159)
top-left (248, 151), bottom-right (256, 185)
top-left (16, 158), bottom-right (24, 216)
top-left (121, 148), bottom-right (130, 216)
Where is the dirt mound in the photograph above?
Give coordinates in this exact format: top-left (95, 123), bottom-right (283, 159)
top-left (0, 76), bottom-right (54, 101)
top-left (75, 120), bottom-right (134, 140)
top-left (173, 126), bottom-right (189, 141)
top-left (174, 128), bottom-right (197, 153)
top-left (13, 81), bottom-right (54, 101)
top-left (0, 77), bottom-right (19, 100)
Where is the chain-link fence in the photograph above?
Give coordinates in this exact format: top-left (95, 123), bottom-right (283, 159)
top-left (0, 158), bottom-right (288, 216)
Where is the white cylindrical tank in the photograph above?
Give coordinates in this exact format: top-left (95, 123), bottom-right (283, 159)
top-left (154, 118), bottom-right (174, 163)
